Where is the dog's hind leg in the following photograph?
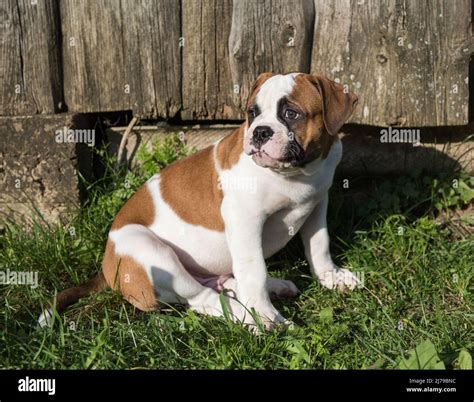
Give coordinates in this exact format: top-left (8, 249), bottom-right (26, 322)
top-left (104, 224), bottom-right (247, 321)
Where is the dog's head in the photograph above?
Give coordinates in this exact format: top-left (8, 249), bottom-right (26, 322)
top-left (244, 72), bottom-right (358, 170)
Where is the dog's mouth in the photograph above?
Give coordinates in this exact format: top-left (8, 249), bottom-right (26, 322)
top-left (248, 144), bottom-right (305, 169)
top-left (280, 141), bottom-right (305, 167)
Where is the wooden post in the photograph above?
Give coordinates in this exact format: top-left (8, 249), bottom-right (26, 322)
top-left (182, 0), bottom-right (239, 120)
top-left (0, 0), bottom-right (63, 115)
top-left (61, 0), bottom-right (181, 118)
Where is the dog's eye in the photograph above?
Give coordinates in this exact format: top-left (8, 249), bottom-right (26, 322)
top-left (284, 109), bottom-right (299, 120)
top-left (247, 108), bottom-right (258, 119)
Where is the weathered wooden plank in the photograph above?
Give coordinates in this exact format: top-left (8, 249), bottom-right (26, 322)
top-left (0, 0), bottom-right (62, 116)
top-left (61, 0), bottom-right (181, 118)
top-left (182, 0), bottom-right (238, 120)
top-left (311, 0), bottom-right (473, 126)
top-left (228, 0), bottom-right (315, 117)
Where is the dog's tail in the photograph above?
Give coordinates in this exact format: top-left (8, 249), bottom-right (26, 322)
top-left (38, 272), bottom-right (108, 328)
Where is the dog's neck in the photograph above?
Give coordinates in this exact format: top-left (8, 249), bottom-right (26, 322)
top-left (267, 152), bottom-right (331, 178)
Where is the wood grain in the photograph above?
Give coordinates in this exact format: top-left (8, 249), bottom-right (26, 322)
top-left (182, 0), bottom-right (239, 120)
top-left (1, 0), bottom-right (472, 126)
top-left (228, 0), bottom-right (315, 117)
top-left (311, 0), bottom-right (474, 126)
top-left (0, 0), bottom-right (62, 115)
top-left (61, 0), bottom-right (181, 118)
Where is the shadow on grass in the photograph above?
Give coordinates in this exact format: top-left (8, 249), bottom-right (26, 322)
top-left (268, 138), bottom-right (472, 276)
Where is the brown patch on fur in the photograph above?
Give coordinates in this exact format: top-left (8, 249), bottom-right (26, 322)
top-left (310, 74), bottom-right (358, 136)
top-left (289, 74), bottom-right (335, 159)
top-left (289, 74), bottom-right (357, 159)
top-left (159, 146), bottom-right (225, 231)
top-left (216, 126), bottom-right (244, 170)
top-left (111, 185), bottom-right (155, 230)
top-left (102, 240), bottom-right (158, 311)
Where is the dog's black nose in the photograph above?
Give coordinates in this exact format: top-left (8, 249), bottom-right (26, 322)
top-left (252, 126), bottom-right (274, 148)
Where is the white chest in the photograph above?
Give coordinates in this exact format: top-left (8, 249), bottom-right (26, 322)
top-left (220, 143), bottom-right (342, 259)
top-left (262, 200), bottom-right (317, 257)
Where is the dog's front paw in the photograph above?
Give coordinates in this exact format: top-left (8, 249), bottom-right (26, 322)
top-left (243, 304), bottom-right (290, 332)
top-left (318, 267), bottom-right (361, 292)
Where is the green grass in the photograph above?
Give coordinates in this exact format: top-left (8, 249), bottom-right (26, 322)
top-left (0, 135), bottom-right (472, 369)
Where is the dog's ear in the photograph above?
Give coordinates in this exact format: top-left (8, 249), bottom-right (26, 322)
top-left (310, 75), bottom-right (358, 136)
top-left (247, 72), bottom-right (275, 106)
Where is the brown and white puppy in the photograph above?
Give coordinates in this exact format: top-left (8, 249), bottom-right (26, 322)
top-left (39, 72), bottom-right (359, 330)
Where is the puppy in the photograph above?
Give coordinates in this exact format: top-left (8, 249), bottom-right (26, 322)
top-left (39, 72), bottom-right (359, 330)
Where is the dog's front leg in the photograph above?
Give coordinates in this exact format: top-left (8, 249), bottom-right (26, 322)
top-left (300, 194), bottom-right (360, 291)
top-left (222, 200), bottom-right (286, 330)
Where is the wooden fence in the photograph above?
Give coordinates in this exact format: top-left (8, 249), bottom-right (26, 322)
top-left (1, 0), bottom-right (473, 126)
